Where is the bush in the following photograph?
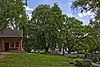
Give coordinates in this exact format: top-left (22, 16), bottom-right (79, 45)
top-left (93, 57), bottom-right (99, 62)
top-left (74, 60), bottom-right (82, 66)
top-left (69, 62), bottom-right (74, 64)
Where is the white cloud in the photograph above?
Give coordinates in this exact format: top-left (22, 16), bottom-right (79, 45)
top-left (90, 15), bottom-right (94, 18)
top-left (23, 6), bottom-right (33, 11)
top-left (68, 14), bottom-right (74, 17)
top-left (78, 11), bottom-right (95, 18)
top-left (78, 13), bottom-right (83, 18)
top-left (69, 3), bottom-right (72, 5)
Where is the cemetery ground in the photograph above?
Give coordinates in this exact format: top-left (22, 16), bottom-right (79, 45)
top-left (0, 53), bottom-right (83, 67)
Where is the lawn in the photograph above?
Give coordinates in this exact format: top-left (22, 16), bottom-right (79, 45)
top-left (0, 53), bottom-right (82, 67)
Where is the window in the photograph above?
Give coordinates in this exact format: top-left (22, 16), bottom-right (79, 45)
top-left (10, 42), bottom-right (14, 47)
top-left (15, 42), bottom-right (19, 47)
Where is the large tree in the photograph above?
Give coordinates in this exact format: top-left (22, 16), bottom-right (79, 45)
top-left (72, 0), bottom-right (100, 53)
top-left (0, 0), bottom-right (27, 31)
top-left (27, 3), bottom-right (65, 53)
top-left (62, 17), bottom-right (85, 54)
top-left (30, 4), bottom-right (52, 52)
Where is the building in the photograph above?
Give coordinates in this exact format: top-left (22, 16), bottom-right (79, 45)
top-left (0, 29), bottom-right (23, 52)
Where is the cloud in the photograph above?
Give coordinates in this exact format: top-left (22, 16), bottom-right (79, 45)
top-left (90, 15), bottom-right (94, 18)
top-left (78, 13), bottom-right (83, 18)
top-left (68, 14), bottom-right (74, 17)
top-left (78, 11), bottom-right (95, 18)
top-left (76, 17), bottom-right (90, 25)
top-left (69, 3), bottom-right (72, 5)
top-left (23, 6), bottom-right (33, 11)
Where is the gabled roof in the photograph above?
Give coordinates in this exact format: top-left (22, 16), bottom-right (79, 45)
top-left (0, 29), bottom-right (23, 38)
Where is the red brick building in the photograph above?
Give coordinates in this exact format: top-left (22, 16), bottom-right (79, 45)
top-left (0, 30), bottom-right (23, 52)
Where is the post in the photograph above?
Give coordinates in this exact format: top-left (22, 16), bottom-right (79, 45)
top-left (20, 39), bottom-right (23, 51)
top-left (2, 40), bottom-right (4, 51)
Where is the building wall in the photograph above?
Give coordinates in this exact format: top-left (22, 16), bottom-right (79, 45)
top-left (0, 38), bottom-right (22, 51)
top-left (0, 40), bottom-right (2, 51)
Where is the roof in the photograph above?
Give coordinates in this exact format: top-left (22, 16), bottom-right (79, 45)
top-left (0, 29), bottom-right (23, 38)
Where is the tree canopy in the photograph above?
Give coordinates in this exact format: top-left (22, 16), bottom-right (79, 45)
top-left (72, 0), bottom-right (100, 27)
top-left (0, 0), bottom-right (27, 31)
top-left (22, 3), bottom-right (100, 54)
top-left (0, 0), bottom-right (99, 54)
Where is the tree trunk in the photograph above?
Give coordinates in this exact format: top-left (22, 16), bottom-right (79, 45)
top-left (45, 46), bottom-right (49, 53)
top-left (68, 49), bottom-right (71, 54)
top-left (68, 44), bottom-right (74, 54)
top-left (62, 47), bottom-right (65, 56)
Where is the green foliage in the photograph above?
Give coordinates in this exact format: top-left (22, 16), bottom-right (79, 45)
top-left (62, 17), bottom-right (84, 54)
top-left (72, 0), bottom-right (100, 30)
top-left (23, 3), bottom-right (99, 54)
top-left (0, 0), bottom-right (99, 54)
top-left (0, 0), bottom-right (27, 31)
top-left (69, 62), bottom-right (74, 64)
top-left (74, 60), bottom-right (82, 66)
top-left (72, 0), bottom-right (100, 12)
top-left (25, 3), bottom-right (65, 52)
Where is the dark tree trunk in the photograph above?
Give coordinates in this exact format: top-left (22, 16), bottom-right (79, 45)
top-left (62, 47), bottom-right (65, 56)
top-left (67, 44), bottom-right (74, 54)
top-left (45, 46), bottom-right (49, 53)
top-left (68, 49), bottom-right (72, 54)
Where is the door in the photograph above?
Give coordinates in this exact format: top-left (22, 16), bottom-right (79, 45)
top-left (5, 42), bottom-right (9, 51)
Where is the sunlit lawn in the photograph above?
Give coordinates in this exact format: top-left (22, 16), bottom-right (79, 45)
top-left (0, 53), bottom-right (82, 67)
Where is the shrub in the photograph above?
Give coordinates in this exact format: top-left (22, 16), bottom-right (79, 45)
top-left (93, 57), bottom-right (99, 62)
top-left (74, 60), bottom-right (82, 66)
top-left (69, 62), bottom-right (74, 64)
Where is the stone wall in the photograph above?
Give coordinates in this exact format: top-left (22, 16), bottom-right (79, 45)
top-left (64, 54), bottom-right (85, 58)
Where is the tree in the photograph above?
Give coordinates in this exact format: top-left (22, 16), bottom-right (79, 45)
top-left (86, 25), bottom-right (99, 53)
top-left (30, 4), bottom-right (52, 52)
top-left (72, 0), bottom-right (100, 31)
top-left (27, 3), bottom-right (65, 53)
top-left (72, 0), bottom-right (100, 53)
top-left (62, 17), bottom-right (84, 54)
top-left (0, 0), bottom-right (30, 52)
top-left (0, 0), bottom-right (27, 31)
top-left (50, 3), bottom-right (66, 53)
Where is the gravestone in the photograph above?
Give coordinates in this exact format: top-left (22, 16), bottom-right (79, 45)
top-left (82, 59), bottom-right (92, 66)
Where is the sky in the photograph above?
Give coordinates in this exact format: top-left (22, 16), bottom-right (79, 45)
top-left (24, 0), bottom-right (95, 25)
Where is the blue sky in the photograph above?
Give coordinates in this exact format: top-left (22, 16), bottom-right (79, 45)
top-left (24, 0), bottom-right (95, 25)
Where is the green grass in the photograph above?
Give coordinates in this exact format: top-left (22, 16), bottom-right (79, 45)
top-left (0, 53), bottom-right (82, 67)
